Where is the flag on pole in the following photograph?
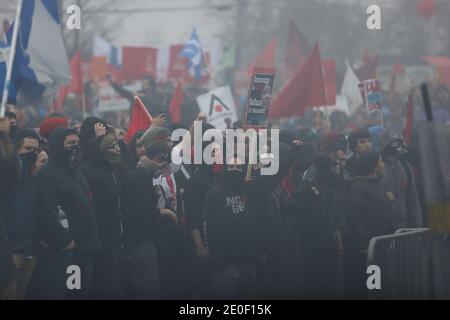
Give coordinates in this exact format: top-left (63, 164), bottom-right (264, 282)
top-left (169, 82), bottom-right (184, 124)
top-left (1, 0), bottom-right (71, 105)
top-left (122, 46), bottom-right (158, 81)
top-left (180, 28), bottom-right (205, 80)
top-left (93, 35), bottom-right (122, 68)
top-left (247, 38), bottom-right (277, 78)
top-left (283, 21), bottom-right (311, 82)
top-left (125, 96), bottom-right (153, 144)
top-left (268, 43), bottom-right (326, 119)
top-left (341, 61), bottom-right (363, 115)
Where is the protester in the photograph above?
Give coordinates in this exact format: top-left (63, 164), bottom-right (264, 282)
top-left (294, 151), bottom-right (344, 299)
top-left (204, 140), bottom-right (300, 299)
top-left (2, 129), bottom-right (41, 299)
top-left (346, 128), bottom-right (373, 177)
top-left (369, 127), bottom-right (423, 229)
top-left (343, 150), bottom-right (393, 299)
top-left (121, 140), bottom-right (175, 299)
top-left (31, 127), bottom-right (100, 299)
top-left (78, 132), bottom-right (124, 299)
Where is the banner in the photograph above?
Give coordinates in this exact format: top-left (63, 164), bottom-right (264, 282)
top-left (98, 82), bottom-right (142, 113)
top-left (122, 46), bottom-right (158, 80)
top-left (196, 86), bottom-right (238, 130)
top-left (244, 67), bottom-right (276, 128)
top-left (359, 79), bottom-right (383, 113)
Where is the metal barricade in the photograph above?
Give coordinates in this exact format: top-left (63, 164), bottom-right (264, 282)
top-left (367, 228), bottom-right (432, 299)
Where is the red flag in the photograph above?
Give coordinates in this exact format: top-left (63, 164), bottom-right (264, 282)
top-left (167, 44), bottom-right (190, 82)
top-left (169, 82), bottom-right (184, 124)
top-left (283, 21), bottom-right (311, 81)
top-left (417, 0), bottom-right (436, 18)
top-left (247, 38), bottom-right (277, 78)
top-left (122, 46), bottom-right (158, 81)
top-left (54, 52), bottom-right (84, 111)
top-left (403, 93), bottom-right (414, 145)
top-left (125, 97), bottom-right (153, 144)
top-left (268, 43), bottom-right (326, 119)
top-left (322, 59), bottom-right (336, 106)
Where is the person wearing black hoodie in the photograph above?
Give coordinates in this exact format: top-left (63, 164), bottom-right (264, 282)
top-left (3, 129), bottom-right (40, 299)
top-left (184, 141), bottom-right (222, 299)
top-left (31, 127), bottom-right (100, 299)
top-left (343, 150), bottom-right (393, 299)
top-left (293, 151), bottom-right (344, 299)
top-left (204, 141), bottom-right (299, 299)
top-left (78, 133), bottom-right (124, 299)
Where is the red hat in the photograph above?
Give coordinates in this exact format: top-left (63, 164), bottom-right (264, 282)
top-left (39, 117), bottom-right (69, 139)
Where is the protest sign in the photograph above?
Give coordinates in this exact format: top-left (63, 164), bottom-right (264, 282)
top-left (243, 67), bottom-right (276, 128)
top-left (196, 86), bottom-right (238, 130)
top-left (359, 79), bottom-right (383, 113)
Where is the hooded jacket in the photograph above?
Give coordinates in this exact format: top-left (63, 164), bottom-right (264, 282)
top-left (184, 165), bottom-right (217, 234)
top-left (78, 135), bottom-right (123, 259)
top-left (370, 128), bottom-right (423, 229)
top-left (204, 143), bottom-right (296, 265)
top-left (35, 127), bottom-right (100, 256)
top-left (344, 175), bottom-right (393, 250)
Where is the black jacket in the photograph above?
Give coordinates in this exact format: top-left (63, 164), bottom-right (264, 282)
top-left (2, 172), bottom-right (37, 257)
top-left (344, 176), bottom-right (393, 250)
top-left (184, 165), bottom-right (216, 235)
top-left (294, 174), bottom-right (341, 250)
top-left (121, 166), bottom-right (160, 248)
top-left (35, 127), bottom-right (100, 257)
top-left (78, 136), bottom-right (123, 259)
top-left (204, 143), bottom-right (297, 265)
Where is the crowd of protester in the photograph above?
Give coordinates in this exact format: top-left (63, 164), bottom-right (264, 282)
top-left (1, 76), bottom-right (449, 300)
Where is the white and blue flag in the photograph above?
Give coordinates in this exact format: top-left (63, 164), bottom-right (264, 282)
top-left (180, 28), bottom-right (204, 80)
top-left (0, 0), bottom-right (70, 104)
top-left (93, 35), bottom-right (122, 68)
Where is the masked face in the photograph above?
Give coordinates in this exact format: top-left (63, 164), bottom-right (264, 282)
top-left (19, 151), bottom-right (38, 176)
top-left (104, 142), bottom-right (122, 165)
top-left (64, 145), bottom-right (81, 170)
top-left (223, 163), bottom-right (245, 189)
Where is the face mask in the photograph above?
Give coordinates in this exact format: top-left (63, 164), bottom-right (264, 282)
top-left (19, 151), bottom-right (37, 176)
top-left (65, 145), bottom-right (81, 170)
top-left (224, 170), bottom-right (245, 189)
top-left (9, 124), bottom-right (18, 140)
top-left (104, 150), bottom-right (122, 165)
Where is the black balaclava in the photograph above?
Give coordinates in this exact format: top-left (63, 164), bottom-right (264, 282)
top-left (48, 127), bottom-right (80, 173)
top-left (220, 162), bottom-right (245, 190)
top-left (19, 151), bottom-right (37, 178)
